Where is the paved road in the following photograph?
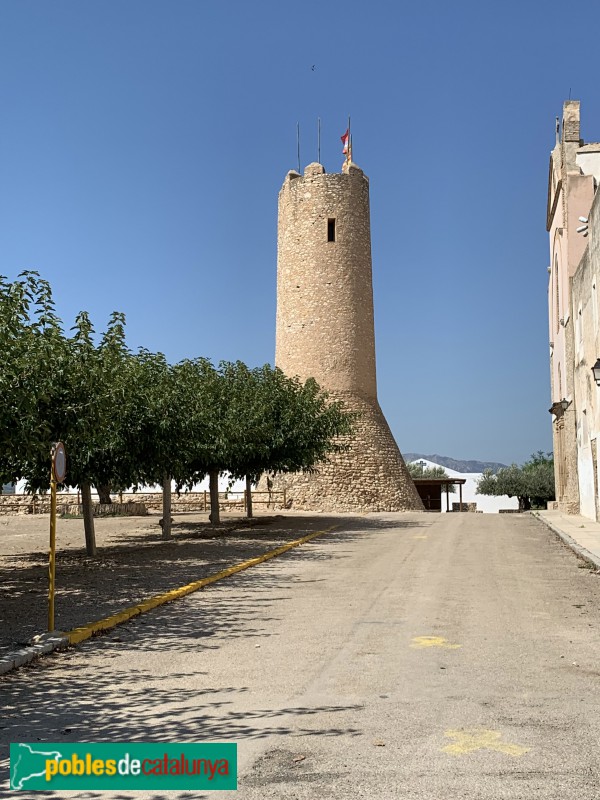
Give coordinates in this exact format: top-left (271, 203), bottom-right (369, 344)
top-left (2, 512), bottom-right (600, 798)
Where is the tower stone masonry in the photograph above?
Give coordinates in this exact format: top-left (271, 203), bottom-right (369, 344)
top-left (273, 159), bottom-right (423, 512)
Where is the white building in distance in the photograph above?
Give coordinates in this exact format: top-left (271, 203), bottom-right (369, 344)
top-left (410, 459), bottom-right (519, 514)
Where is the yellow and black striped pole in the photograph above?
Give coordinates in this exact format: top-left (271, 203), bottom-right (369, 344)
top-left (48, 453), bottom-right (57, 631)
top-left (48, 442), bottom-right (66, 632)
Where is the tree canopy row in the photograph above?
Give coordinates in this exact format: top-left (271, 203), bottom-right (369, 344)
top-left (0, 273), bottom-right (354, 554)
top-left (477, 452), bottom-right (555, 511)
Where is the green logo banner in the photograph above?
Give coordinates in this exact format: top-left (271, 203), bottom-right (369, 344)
top-left (10, 742), bottom-right (237, 791)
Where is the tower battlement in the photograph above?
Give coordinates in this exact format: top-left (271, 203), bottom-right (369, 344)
top-left (282, 161), bottom-right (368, 185)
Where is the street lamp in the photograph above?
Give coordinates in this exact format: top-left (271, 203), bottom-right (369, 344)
top-left (549, 398), bottom-right (570, 416)
top-left (592, 358), bottom-right (600, 386)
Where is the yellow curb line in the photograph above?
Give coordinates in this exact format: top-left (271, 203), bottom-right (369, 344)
top-left (66, 523), bottom-right (341, 645)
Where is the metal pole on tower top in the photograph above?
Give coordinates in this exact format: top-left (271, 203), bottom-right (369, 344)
top-left (317, 117), bottom-right (321, 164)
top-left (347, 115), bottom-right (351, 162)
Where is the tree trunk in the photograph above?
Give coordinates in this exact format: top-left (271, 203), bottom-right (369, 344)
top-left (81, 483), bottom-right (97, 557)
top-left (209, 469), bottom-right (220, 526)
top-left (97, 484), bottom-right (112, 505)
top-left (246, 475), bottom-right (253, 519)
top-left (162, 475), bottom-right (172, 539)
top-left (518, 496), bottom-right (531, 511)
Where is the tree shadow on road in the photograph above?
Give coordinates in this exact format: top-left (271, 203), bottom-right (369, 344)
top-left (0, 514), bottom-right (431, 654)
top-left (0, 512), bottom-right (435, 797)
top-left (0, 602), bottom-right (363, 795)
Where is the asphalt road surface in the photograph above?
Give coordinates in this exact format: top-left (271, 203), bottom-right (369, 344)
top-left (2, 511), bottom-right (600, 799)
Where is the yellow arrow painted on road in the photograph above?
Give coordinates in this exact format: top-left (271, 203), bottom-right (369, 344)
top-left (410, 636), bottom-right (461, 649)
top-left (442, 729), bottom-right (530, 757)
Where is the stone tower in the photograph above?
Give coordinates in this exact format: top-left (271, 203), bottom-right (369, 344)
top-left (273, 160), bottom-right (423, 511)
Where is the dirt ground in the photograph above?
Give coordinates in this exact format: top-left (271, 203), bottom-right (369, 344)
top-left (0, 509), bottom-right (344, 657)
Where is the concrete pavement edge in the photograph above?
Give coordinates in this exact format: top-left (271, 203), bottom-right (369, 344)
top-left (0, 633), bottom-right (69, 676)
top-left (532, 511), bottom-right (600, 571)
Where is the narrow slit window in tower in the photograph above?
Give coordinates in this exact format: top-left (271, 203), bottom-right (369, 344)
top-left (327, 218), bottom-right (336, 242)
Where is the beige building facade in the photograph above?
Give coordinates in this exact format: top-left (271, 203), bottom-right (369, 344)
top-left (571, 179), bottom-right (600, 519)
top-left (271, 160), bottom-right (422, 511)
top-left (547, 101), bottom-right (600, 517)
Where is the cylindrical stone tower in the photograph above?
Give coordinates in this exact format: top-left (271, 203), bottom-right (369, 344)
top-left (273, 160), bottom-right (423, 512)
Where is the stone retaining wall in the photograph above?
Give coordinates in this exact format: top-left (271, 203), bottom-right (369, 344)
top-left (66, 503), bottom-right (148, 517)
top-left (0, 495), bottom-right (79, 515)
top-left (0, 491), bottom-right (285, 516)
top-left (452, 502), bottom-right (477, 513)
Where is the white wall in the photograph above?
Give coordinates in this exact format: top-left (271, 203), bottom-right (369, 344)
top-left (577, 444), bottom-right (596, 520)
top-left (11, 475), bottom-right (247, 497)
top-left (576, 148), bottom-right (600, 183)
top-left (410, 459), bottom-right (519, 513)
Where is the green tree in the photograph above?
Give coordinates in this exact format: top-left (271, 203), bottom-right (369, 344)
top-left (0, 287), bottom-right (163, 555)
top-left (262, 372), bottom-right (355, 476)
top-left (1, 274), bottom-right (213, 547)
top-left (0, 272), bottom-right (66, 485)
top-left (120, 353), bottom-right (219, 536)
top-left (224, 364), bottom-right (355, 481)
top-left (171, 361), bottom-right (355, 525)
top-left (18, 309), bottom-right (138, 554)
top-left (477, 453), bottom-right (555, 511)
top-left (1, 273), bottom-right (356, 545)
top-left (522, 451), bottom-right (555, 509)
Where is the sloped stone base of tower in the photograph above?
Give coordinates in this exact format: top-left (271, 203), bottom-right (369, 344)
top-left (265, 394), bottom-right (424, 513)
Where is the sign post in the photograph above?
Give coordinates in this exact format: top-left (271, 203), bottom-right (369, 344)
top-left (48, 442), bottom-right (66, 632)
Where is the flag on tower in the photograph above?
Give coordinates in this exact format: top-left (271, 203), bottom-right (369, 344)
top-left (341, 129), bottom-right (349, 155)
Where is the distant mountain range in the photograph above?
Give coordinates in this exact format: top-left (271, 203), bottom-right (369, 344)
top-left (404, 453), bottom-right (507, 474)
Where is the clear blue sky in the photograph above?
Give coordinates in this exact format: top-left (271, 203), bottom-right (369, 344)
top-left (2, 0), bottom-right (599, 465)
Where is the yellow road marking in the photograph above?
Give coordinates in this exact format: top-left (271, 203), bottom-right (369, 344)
top-left (413, 534), bottom-right (428, 539)
top-left (66, 523), bottom-right (340, 645)
top-left (442, 729), bottom-right (530, 757)
top-left (410, 635), bottom-right (461, 649)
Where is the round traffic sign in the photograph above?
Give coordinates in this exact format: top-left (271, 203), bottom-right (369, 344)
top-left (53, 442), bottom-right (67, 482)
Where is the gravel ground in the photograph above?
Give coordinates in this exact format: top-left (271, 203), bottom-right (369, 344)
top-left (0, 510), bottom-right (343, 655)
